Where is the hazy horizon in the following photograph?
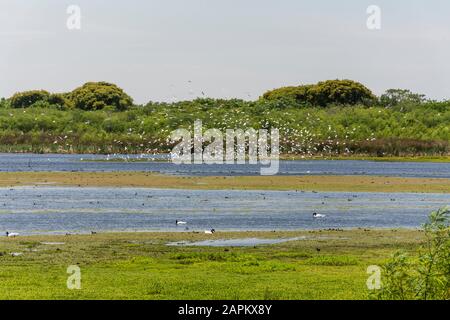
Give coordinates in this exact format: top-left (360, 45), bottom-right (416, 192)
top-left (1, 0), bottom-right (450, 103)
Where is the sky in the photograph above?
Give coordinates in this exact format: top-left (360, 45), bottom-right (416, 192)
top-left (1, 0), bottom-right (450, 103)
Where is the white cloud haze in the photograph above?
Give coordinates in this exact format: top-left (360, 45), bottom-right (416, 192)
top-left (1, 0), bottom-right (449, 103)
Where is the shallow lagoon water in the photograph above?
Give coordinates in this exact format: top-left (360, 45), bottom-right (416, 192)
top-left (0, 187), bottom-right (448, 235)
top-left (1, 153), bottom-right (450, 178)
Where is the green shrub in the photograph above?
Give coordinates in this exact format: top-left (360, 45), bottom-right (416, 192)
top-left (8, 90), bottom-right (72, 109)
top-left (375, 207), bottom-right (450, 300)
top-left (262, 80), bottom-right (375, 107)
top-left (310, 79), bottom-right (375, 106)
top-left (48, 93), bottom-right (72, 109)
top-left (69, 82), bottom-right (133, 111)
top-left (0, 98), bottom-right (9, 108)
top-left (380, 89), bottom-right (427, 108)
top-left (9, 90), bottom-right (50, 108)
top-left (262, 85), bottom-right (314, 106)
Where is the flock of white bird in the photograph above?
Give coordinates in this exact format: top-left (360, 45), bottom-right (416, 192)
top-left (8, 97), bottom-right (382, 157)
top-left (4, 213), bottom-right (327, 239)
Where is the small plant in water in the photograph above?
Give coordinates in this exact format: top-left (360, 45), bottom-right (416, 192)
top-left (374, 207), bottom-right (449, 300)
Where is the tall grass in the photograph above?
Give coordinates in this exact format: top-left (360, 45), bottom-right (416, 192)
top-left (0, 99), bottom-right (449, 156)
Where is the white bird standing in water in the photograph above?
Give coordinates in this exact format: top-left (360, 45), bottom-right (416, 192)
top-left (313, 213), bottom-right (326, 219)
top-left (6, 232), bottom-right (19, 237)
top-left (176, 220), bottom-right (187, 225)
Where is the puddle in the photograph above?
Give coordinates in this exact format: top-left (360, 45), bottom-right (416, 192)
top-left (167, 237), bottom-right (307, 247)
top-left (40, 242), bottom-right (66, 245)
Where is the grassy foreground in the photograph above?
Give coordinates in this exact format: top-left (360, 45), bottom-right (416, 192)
top-left (1, 172), bottom-right (450, 193)
top-left (0, 229), bottom-right (424, 300)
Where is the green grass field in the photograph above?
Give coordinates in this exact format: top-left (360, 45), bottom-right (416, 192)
top-left (0, 229), bottom-right (424, 300)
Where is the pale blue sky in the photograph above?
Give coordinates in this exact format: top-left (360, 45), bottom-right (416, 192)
top-left (1, 0), bottom-right (449, 103)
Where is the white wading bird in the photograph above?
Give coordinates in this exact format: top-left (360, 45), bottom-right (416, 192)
top-left (6, 232), bottom-right (19, 237)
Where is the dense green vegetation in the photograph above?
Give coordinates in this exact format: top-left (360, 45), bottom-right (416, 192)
top-left (9, 90), bottom-right (52, 109)
top-left (262, 79), bottom-right (376, 107)
top-left (0, 80), bottom-right (448, 155)
top-left (376, 207), bottom-right (449, 300)
top-left (69, 82), bottom-right (133, 111)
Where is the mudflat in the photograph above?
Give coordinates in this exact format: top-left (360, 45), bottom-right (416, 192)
top-left (0, 172), bottom-right (449, 193)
